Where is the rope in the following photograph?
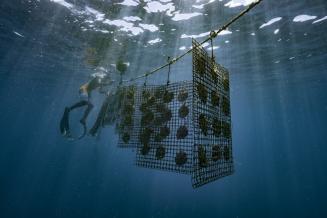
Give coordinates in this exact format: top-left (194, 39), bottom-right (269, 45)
top-left (122, 0), bottom-right (263, 84)
top-left (143, 73), bottom-right (148, 86)
top-left (210, 31), bottom-right (215, 61)
top-left (167, 56), bottom-right (171, 86)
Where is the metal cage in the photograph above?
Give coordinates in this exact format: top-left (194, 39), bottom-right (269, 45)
top-left (114, 39), bottom-right (234, 188)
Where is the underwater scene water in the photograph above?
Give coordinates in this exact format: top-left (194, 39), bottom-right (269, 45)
top-left (1, 0), bottom-right (327, 217)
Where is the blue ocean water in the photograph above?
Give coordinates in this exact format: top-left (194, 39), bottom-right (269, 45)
top-left (0, 0), bottom-right (327, 217)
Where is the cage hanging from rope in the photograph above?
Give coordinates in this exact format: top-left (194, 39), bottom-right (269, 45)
top-left (59, 0), bottom-right (265, 188)
top-left (113, 39), bottom-right (233, 188)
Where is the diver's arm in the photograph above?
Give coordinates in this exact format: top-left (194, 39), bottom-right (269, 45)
top-left (87, 77), bottom-right (102, 92)
top-left (86, 75), bottom-right (114, 94)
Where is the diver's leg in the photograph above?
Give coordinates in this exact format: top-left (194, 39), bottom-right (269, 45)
top-left (89, 97), bottom-right (110, 136)
top-left (69, 100), bottom-right (89, 111)
top-left (80, 101), bottom-right (93, 125)
top-left (60, 107), bottom-right (71, 136)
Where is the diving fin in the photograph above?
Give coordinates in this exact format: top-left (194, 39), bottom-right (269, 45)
top-left (60, 107), bottom-right (87, 140)
top-left (60, 107), bottom-right (70, 136)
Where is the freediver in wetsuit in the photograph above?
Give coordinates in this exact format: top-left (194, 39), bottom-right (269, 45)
top-left (60, 73), bottom-right (113, 139)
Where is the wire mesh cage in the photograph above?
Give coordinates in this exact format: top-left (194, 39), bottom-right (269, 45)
top-left (191, 39), bottom-right (234, 188)
top-left (135, 81), bottom-right (194, 174)
top-left (117, 85), bottom-right (142, 148)
top-left (113, 39), bottom-right (233, 188)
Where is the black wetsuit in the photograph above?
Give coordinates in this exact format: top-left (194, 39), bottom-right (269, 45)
top-left (68, 77), bottom-right (101, 124)
top-left (68, 100), bottom-right (93, 125)
top-left (60, 77), bottom-right (111, 138)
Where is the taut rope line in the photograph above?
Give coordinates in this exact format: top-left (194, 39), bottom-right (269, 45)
top-left (123, 0), bottom-right (263, 84)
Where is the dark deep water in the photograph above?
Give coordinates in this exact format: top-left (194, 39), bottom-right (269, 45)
top-left (1, 0), bottom-right (327, 217)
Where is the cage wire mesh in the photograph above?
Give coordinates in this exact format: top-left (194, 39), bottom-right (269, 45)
top-left (93, 88), bottom-right (126, 135)
top-left (135, 81), bottom-right (194, 174)
top-left (191, 39), bottom-right (234, 188)
top-left (112, 39), bottom-right (234, 188)
top-left (117, 85), bottom-right (142, 148)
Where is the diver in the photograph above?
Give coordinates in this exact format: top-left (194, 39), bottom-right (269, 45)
top-left (60, 70), bottom-right (114, 139)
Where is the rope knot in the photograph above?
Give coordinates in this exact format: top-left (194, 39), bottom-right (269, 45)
top-left (210, 31), bottom-right (217, 39)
